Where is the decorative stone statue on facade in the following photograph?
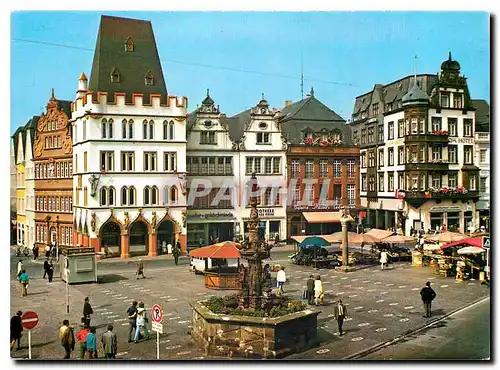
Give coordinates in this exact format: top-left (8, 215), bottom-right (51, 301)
top-left (89, 174), bottom-right (100, 197)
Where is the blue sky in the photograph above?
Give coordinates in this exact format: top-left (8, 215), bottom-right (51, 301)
top-left (10, 11), bottom-right (490, 132)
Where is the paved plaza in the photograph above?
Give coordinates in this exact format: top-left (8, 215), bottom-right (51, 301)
top-left (10, 249), bottom-right (490, 360)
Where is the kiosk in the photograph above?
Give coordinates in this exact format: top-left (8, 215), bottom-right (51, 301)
top-left (60, 247), bottom-right (97, 284)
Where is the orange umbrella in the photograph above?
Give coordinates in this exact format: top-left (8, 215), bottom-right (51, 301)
top-left (382, 234), bottom-right (416, 244)
top-left (329, 232), bottom-right (380, 244)
top-left (426, 231), bottom-right (467, 244)
top-left (189, 241), bottom-right (241, 259)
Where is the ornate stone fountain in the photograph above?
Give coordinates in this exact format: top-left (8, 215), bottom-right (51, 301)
top-left (189, 174), bottom-right (320, 359)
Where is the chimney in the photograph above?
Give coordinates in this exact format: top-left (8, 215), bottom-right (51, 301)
top-left (76, 72), bottom-right (88, 99)
top-left (285, 100), bottom-right (292, 107)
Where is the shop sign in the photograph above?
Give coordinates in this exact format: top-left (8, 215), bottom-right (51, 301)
top-left (258, 208), bottom-right (275, 217)
top-left (448, 137), bottom-right (474, 144)
top-left (429, 206), bottom-right (462, 213)
top-left (293, 204), bottom-right (338, 211)
top-left (387, 138), bottom-right (404, 146)
top-left (187, 212), bottom-right (234, 220)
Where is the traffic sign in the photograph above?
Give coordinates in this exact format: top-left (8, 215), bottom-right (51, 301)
top-left (21, 311), bottom-right (39, 330)
top-left (152, 321), bottom-right (163, 334)
top-left (151, 304), bottom-right (163, 323)
top-left (483, 236), bottom-right (490, 248)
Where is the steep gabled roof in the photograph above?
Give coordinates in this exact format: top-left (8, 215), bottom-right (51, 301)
top-left (228, 108), bottom-right (251, 142)
top-left (278, 95), bottom-right (344, 122)
top-left (89, 15), bottom-right (167, 104)
top-left (276, 95), bottom-right (350, 145)
top-left (472, 99), bottom-right (490, 132)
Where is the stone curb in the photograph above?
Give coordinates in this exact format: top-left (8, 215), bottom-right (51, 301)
top-left (341, 294), bottom-right (490, 359)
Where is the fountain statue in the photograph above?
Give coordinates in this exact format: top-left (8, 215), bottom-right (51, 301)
top-left (237, 173), bottom-right (273, 309)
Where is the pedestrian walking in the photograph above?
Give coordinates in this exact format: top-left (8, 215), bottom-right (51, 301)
top-left (33, 245), bottom-right (39, 260)
top-left (17, 260), bottom-right (23, 278)
top-left (167, 243), bottom-right (172, 255)
top-left (134, 302), bottom-right (150, 343)
top-left (127, 300), bottom-right (138, 343)
top-left (59, 319), bottom-right (75, 359)
top-left (172, 244), bottom-right (180, 266)
top-left (75, 324), bottom-right (90, 359)
top-left (156, 242), bottom-right (162, 256)
top-left (85, 326), bottom-right (98, 359)
top-left (276, 266), bottom-right (286, 295)
top-left (101, 324), bottom-right (118, 359)
top-left (10, 311), bottom-right (23, 351)
top-left (19, 269), bottom-right (29, 297)
top-left (83, 297), bottom-right (93, 327)
top-left (162, 240), bottom-right (167, 255)
top-left (43, 260), bottom-right (49, 279)
top-left (199, 236), bottom-right (204, 248)
top-left (306, 275), bottom-right (315, 305)
top-left (47, 259), bottom-right (54, 282)
top-left (420, 281), bottom-right (437, 317)
top-left (314, 275), bottom-right (324, 305)
top-left (334, 299), bottom-right (348, 336)
top-left (380, 250), bottom-right (388, 270)
top-left (45, 244), bottom-right (51, 259)
top-left (136, 259), bottom-right (146, 279)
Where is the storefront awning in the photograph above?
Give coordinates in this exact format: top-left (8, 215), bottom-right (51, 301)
top-left (303, 212), bottom-right (341, 224)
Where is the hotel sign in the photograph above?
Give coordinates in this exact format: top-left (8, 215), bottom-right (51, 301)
top-left (448, 137), bottom-right (474, 144)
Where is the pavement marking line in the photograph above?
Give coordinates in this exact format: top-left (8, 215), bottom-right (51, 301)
top-left (166, 345), bottom-right (182, 350)
top-left (375, 328), bottom-right (387, 332)
top-left (354, 306), bottom-right (363, 310)
top-left (336, 292), bottom-right (345, 295)
top-left (178, 320), bottom-right (190, 324)
top-left (168, 316), bottom-right (181, 320)
top-left (317, 349), bottom-right (330, 354)
top-left (368, 309), bottom-right (378, 313)
top-left (177, 351), bottom-right (192, 356)
top-left (411, 288), bottom-right (419, 291)
top-left (389, 303), bottom-right (399, 306)
top-left (116, 352), bottom-right (128, 357)
top-left (398, 285), bottom-right (407, 288)
top-left (441, 285), bottom-right (449, 288)
top-left (349, 294), bottom-right (358, 298)
top-left (358, 323), bottom-right (370, 327)
top-left (343, 296), bottom-right (490, 360)
top-left (114, 318), bottom-right (127, 322)
top-left (351, 279), bottom-right (359, 281)
top-left (380, 292), bottom-right (388, 295)
top-left (383, 314), bottom-right (394, 317)
top-left (399, 318), bottom-right (410, 322)
top-left (121, 323), bottom-right (129, 326)
top-left (345, 318), bottom-right (353, 321)
top-left (351, 337), bottom-right (364, 342)
top-left (404, 306), bottom-right (414, 309)
top-left (367, 289), bottom-right (376, 292)
top-left (107, 315), bottom-right (120, 318)
top-left (385, 283), bottom-right (394, 286)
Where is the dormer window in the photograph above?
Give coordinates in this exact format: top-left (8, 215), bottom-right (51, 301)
top-left (258, 122), bottom-right (268, 130)
top-left (125, 37), bottom-right (134, 52)
top-left (110, 67), bottom-right (120, 83)
top-left (261, 108), bottom-right (267, 114)
top-left (204, 121), bottom-right (213, 129)
top-left (145, 70), bottom-right (154, 86)
top-left (256, 132), bottom-right (270, 144)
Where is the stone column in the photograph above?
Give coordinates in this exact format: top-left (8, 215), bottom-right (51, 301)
top-left (384, 211), bottom-right (390, 230)
top-left (340, 208), bottom-right (355, 272)
top-left (375, 209), bottom-right (380, 228)
top-left (148, 232), bottom-right (157, 257)
top-left (120, 233), bottom-right (130, 259)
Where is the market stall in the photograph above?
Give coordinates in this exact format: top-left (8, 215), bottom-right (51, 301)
top-left (440, 236), bottom-right (488, 281)
top-left (189, 241), bottom-right (241, 290)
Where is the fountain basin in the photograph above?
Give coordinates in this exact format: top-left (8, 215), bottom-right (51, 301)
top-left (190, 300), bottom-right (321, 359)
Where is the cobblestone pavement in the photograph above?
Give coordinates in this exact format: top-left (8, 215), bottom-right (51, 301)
top-left (10, 252), bottom-right (489, 360)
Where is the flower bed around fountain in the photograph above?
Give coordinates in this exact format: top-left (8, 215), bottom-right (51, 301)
top-left (190, 294), bottom-right (321, 359)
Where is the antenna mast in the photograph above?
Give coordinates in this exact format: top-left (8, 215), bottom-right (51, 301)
top-left (300, 55), bottom-right (304, 99)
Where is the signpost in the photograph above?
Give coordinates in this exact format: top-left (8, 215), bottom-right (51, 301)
top-left (151, 304), bottom-right (163, 360)
top-left (65, 258), bottom-right (70, 313)
top-left (483, 236), bottom-right (490, 280)
top-left (21, 311), bottom-right (39, 359)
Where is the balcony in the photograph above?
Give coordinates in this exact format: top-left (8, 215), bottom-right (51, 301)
top-left (405, 160), bottom-right (450, 171)
top-left (400, 188), bottom-right (480, 207)
top-left (404, 132), bottom-right (449, 144)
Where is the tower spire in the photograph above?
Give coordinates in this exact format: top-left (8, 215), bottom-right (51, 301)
top-left (51, 88), bottom-right (55, 100)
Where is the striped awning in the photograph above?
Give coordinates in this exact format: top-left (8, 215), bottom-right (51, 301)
top-left (303, 212), bottom-right (341, 224)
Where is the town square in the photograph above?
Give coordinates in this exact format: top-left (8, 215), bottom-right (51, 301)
top-left (9, 10), bottom-right (490, 361)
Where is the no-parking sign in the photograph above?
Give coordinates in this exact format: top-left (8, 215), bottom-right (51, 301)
top-left (151, 303), bottom-right (163, 323)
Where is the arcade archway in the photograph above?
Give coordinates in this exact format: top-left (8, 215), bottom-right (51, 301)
top-left (100, 221), bottom-right (121, 257)
top-left (129, 221), bottom-right (148, 256)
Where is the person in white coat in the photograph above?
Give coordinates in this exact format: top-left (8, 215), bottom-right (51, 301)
top-left (314, 275), bottom-right (324, 305)
top-left (167, 243), bottom-right (173, 255)
top-left (17, 260), bottom-right (23, 278)
top-left (380, 250), bottom-right (388, 270)
top-left (276, 267), bottom-right (287, 295)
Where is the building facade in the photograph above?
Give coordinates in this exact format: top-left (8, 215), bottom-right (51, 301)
top-left (472, 99), bottom-right (490, 230)
top-left (33, 91), bottom-right (74, 250)
top-left (71, 15), bottom-right (188, 258)
top-left (14, 128), bottom-right (26, 248)
top-left (350, 54), bottom-right (480, 235)
top-left (279, 90), bottom-right (360, 237)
